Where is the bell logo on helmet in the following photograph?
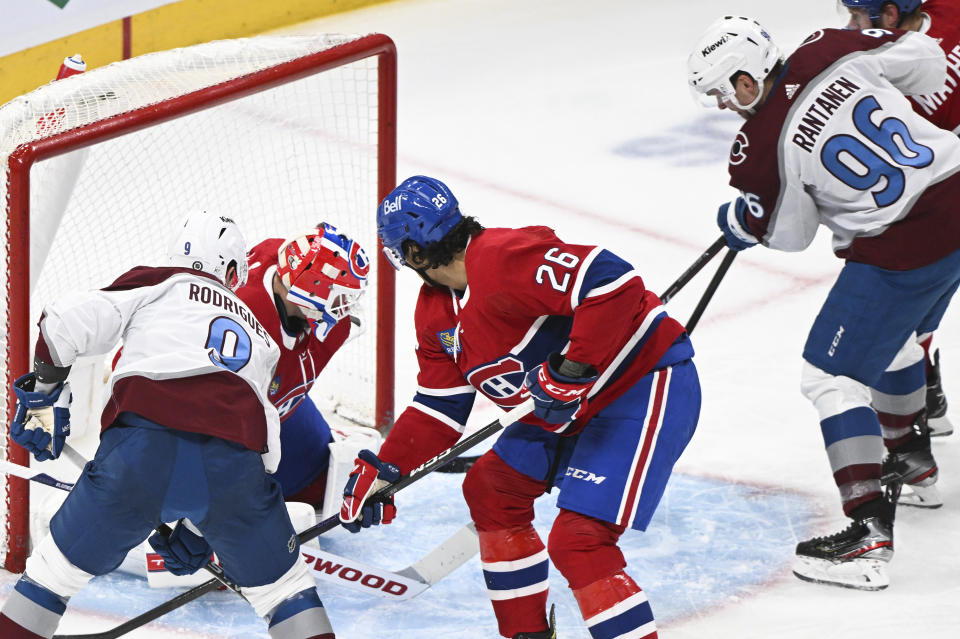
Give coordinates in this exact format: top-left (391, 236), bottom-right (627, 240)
top-left (383, 195), bottom-right (404, 215)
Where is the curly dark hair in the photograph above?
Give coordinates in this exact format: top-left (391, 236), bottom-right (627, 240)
top-left (403, 216), bottom-right (484, 270)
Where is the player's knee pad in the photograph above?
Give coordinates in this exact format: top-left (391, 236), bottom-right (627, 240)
top-left (265, 588), bottom-right (334, 639)
top-left (462, 452), bottom-right (543, 532)
top-left (547, 509), bottom-right (626, 590)
top-left (800, 361), bottom-right (872, 420)
top-left (242, 554), bottom-right (316, 618)
top-left (23, 534), bottom-right (95, 599)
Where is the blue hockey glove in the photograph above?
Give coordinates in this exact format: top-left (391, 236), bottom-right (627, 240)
top-left (148, 520), bottom-right (213, 576)
top-left (10, 373), bottom-right (71, 462)
top-left (716, 197), bottom-right (759, 251)
top-left (522, 353), bottom-right (598, 429)
top-left (340, 449), bottom-right (401, 533)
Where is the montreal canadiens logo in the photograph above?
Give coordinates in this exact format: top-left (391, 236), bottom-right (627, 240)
top-left (466, 356), bottom-right (527, 406)
top-left (730, 132), bottom-right (749, 166)
top-left (348, 241), bottom-right (370, 281)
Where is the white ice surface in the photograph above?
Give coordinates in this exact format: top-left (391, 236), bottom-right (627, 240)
top-left (3, 0), bottom-right (960, 637)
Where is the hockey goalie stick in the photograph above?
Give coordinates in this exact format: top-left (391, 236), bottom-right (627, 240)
top-left (0, 459), bottom-right (479, 601)
top-left (435, 236), bottom-right (729, 475)
top-left (52, 400), bottom-right (534, 639)
top-left (0, 453), bottom-right (475, 598)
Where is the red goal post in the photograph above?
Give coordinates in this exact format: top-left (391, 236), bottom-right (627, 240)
top-left (0, 34), bottom-right (397, 573)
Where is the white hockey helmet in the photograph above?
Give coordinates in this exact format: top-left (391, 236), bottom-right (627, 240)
top-left (687, 16), bottom-right (782, 111)
top-left (167, 211), bottom-right (249, 290)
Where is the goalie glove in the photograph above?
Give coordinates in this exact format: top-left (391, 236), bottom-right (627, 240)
top-left (148, 519), bottom-right (213, 576)
top-left (11, 372), bottom-right (72, 461)
top-left (340, 449), bottom-right (401, 533)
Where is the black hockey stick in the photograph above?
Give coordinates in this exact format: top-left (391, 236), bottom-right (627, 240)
top-left (684, 247), bottom-right (738, 333)
top-left (435, 236), bottom-right (728, 475)
top-left (659, 235), bottom-right (726, 305)
top-left (53, 400), bottom-right (534, 639)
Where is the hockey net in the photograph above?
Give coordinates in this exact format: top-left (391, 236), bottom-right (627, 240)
top-left (0, 34), bottom-right (397, 572)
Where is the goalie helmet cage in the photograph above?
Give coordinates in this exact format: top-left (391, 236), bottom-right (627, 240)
top-left (0, 33), bottom-right (397, 573)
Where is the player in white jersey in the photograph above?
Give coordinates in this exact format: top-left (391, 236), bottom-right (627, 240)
top-left (687, 16), bottom-right (960, 589)
top-left (0, 212), bottom-right (337, 639)
top-left (838, 0), bottom-right (956, 437)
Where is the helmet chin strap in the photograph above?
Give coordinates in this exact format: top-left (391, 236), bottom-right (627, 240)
top-left (412, 265), bottom-right (446, 289)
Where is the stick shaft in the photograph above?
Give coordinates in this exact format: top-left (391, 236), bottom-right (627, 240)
top-left (659, 236), bottom-right (726, 305)
top-left (685, 248), bottom-right (737, 334)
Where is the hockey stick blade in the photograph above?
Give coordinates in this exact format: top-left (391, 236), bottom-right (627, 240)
top-left (52, 402), bottom-right (533, 639)
top-left (301, 522), bottom-right (478, 600)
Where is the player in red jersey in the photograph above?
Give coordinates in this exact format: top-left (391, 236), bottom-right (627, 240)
top-left (840, 0), bottom-right (959, 436)
top-left (688, 15), bottom-right (959, 589)
top-left (338, 176), bottom-right (701, 639)
top-left (235, 222), bottom-right (370, 508)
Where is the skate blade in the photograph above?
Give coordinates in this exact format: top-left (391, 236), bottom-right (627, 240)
top-left (898, 483), bottom-right (943, 508)
top-left (792, 556), bottom-right (889, 591)
top-left (928, 414), bottom-right (954, 437)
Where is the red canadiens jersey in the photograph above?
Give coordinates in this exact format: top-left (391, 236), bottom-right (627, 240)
top-left (378, 227), bottom-right (689, 473)
top-left (729, 28), bottom-right (960, 270)
top-left (237, 238), bottom-right (351, 420)
top-left (911, 0), bottom-right (960, 132)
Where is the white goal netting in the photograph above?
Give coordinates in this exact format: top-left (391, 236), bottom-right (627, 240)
top-left (0, 33), bottom-right (395, 571)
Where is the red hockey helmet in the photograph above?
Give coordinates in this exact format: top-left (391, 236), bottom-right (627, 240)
top-left (276, 223), bottom-right (370, 336)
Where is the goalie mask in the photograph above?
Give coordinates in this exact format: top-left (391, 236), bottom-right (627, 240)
top-left (277, 222), bottom-right (370, 340)
top-left (687, 16), bottom-right (781, 112)
top-left (167, 211), bottom-right (249, 291)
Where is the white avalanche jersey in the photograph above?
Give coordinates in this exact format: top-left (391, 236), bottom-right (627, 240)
top-left (36, 266), bottom-right (283, 472)
top-left (729, 28), bottom-right (960, 270)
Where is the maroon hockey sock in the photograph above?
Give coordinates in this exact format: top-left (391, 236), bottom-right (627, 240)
top-left (0, 613), bottom-right (48, 639)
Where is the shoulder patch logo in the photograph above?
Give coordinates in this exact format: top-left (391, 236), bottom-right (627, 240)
top-left (437, 328), bottom-right (460, 357)
top-left (729, 131), bottom-right (749, 166)
top-left (798, 30), bottom-right (824, 49)
top-left (785, 83), bottom-right (801, 100)
top-left (269, 375), bottom-right (281, 396)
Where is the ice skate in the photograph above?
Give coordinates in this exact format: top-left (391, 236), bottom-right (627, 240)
top-left (793, 496), bottom-right (895, 591)
top-left (513, 604), bottom-right (556, 639)
top-left (882, 416), bottom-right (941, 508)
top-left (926, 349), bottom-right (953, 437)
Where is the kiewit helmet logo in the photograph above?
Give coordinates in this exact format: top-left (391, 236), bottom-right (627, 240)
top-left (702, 35), bottom-right (729, 57)
top-left (382, 196), bottom-right (403, 214)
